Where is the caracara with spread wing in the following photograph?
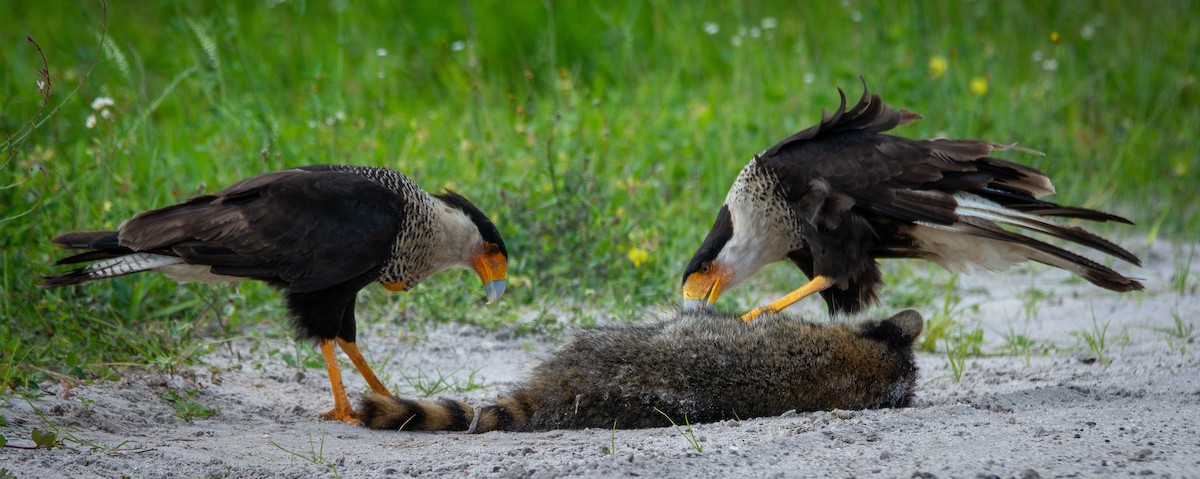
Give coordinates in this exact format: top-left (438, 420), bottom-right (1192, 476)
top-left (682, 83), bottom-right (1142, 321)
top-left (43, 165), bottom-right (508, 424)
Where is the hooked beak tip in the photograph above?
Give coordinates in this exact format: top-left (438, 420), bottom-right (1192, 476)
top-left (484, 279), bottom-right (507, 304)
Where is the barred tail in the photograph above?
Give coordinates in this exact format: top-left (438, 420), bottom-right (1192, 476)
top-left (359, 392), bottom-right (541, 433)
top-left (359, 394), bottom-right (474, 431)
top-left (41, 252), bottom-right (185, 288)
top-left (913, 192), bottom-right (1144, 293)
top-left (43, 230), bottom-right (176, 288)
top-left (469, 391), bottom-right (536, 433)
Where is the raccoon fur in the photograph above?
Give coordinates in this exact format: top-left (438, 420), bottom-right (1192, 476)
top-left (360, 308), bottom-right (922, 433)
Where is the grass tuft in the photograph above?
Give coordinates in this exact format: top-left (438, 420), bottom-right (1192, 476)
top-left (654, 407), bottom-right (703, 454)
top-left (397, 367), bottom-right (489, 397)
top-left (159, 389), bottom-right (218, 423)
top-left (1072, 310), bottom-right (1113, 366)
top-left (1155, 311), bottom-right (1194, 355)
top-left (269, 423), bottom-right (340, 479)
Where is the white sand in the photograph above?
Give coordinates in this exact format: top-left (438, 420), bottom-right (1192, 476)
top-left (3, 237), bottom-right (1197, 478)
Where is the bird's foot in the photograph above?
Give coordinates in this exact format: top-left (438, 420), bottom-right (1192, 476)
top-left (740, 307), bottom-right (767, 322)
top-left (319, 405), bottom-right (362, 425)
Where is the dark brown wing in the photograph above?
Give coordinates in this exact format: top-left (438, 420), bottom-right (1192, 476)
top-left (117, 168), bottom-right (408, 293)
top-left (757, 85), bottom-right (1138, 265)
top-left (763, 86), bottom-right (1032, 225)
top-left (752, 83), bottom-right (1142, 313)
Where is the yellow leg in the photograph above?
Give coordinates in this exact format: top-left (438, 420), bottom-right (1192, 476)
top-left (318, 338), bottom-right (360, 425)
top-left (336, 338), bottom-right (392, 396)
top-left (741, 275), bottom-right (836, 322)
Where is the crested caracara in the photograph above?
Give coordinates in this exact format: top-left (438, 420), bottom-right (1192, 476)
top-left (682, 83), bottom-right (1143, 321)
top-left (43, 164), bottom-right (508, 424)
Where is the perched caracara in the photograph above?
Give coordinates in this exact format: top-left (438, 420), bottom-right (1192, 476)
top-left (682, 83), bottom-right (1143, 321)
top-left (43, 165), bottom-right (508, 424)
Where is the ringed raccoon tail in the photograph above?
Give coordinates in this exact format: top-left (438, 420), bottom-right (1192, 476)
top-left (359, 394), bottom-right (474, 431)
top-left (360, 392), bottom-right (537, 434)
top-left (468, 391), bottom-right (538, 433)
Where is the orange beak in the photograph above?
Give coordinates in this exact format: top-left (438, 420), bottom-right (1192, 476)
top-left (682, 262), bottom-right (730, 311)
top-left (471, 245), bottom-right (508, 304)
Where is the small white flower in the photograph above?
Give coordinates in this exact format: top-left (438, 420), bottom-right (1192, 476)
top-left (91, 97), bottom-right (115, 111)
top-left (451, 40), bottom-right (465, 52)
top-left (703, 22), bottom-right (719, 35)
top-left (1031, 51), bottom-right (1043, 62)
top-left (375, 48), bottom-right (388, 57)
top-left (761, 17), bottom-right (777, 29)
top-left (1080, 24), bottom-right (1095, 40)
top-left (750, 27), bottom-right (761, 38)
top-left (851, 11), bottom-right (862, 22)
top-left (100, 108), bottom-right (112, 119)
top-left (36, 80), bottom-right (46, 91)
top-left (85, 114), bottom-right (97, 129)
top-left (731, 35), bottom-right (743, 47)
top-left (1041, 59), bottom-right (1058, 71)
top-left (324, 116), bottom-right (335, 126)
top-left (307, 120), bottom-right (318, 128)
top-left (803, 73), bottom-right (815, 84)
top-left (335, 110), bottom-right (346, 122)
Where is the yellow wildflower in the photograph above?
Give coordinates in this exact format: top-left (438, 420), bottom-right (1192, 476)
top-left (969, 76), bottom-right (988, 96)
top-left (928, 56), bottom-right (948, 79)
top-left (627, 248), bottom-right (650, 268)
top-left (1050, 31), bottom-right (1060, 43)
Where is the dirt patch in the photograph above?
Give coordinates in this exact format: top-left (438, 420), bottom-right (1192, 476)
top-left (3, 237), bottom-right (1198, 478)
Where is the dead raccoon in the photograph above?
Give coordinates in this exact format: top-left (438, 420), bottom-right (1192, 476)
top-left (360, 308), bottom-right (922, 432)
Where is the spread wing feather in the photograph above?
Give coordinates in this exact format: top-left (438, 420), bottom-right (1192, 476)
top-left (755, 82), bottom-right (1140, 291)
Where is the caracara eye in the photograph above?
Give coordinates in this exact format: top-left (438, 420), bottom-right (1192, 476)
top-left (484, 243), bottom-right (500, 255)
top-left (699, 262), bottom-right (713, 275)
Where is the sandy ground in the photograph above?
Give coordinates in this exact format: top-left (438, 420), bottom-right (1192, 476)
top-left (2, 236), bottom-right (1198, 479)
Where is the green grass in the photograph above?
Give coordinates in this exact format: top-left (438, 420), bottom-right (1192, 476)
top-left (654, 407), bottom-right (703, 453)
top-left (1155, 310), bottom-right (1193, 355)
top-left (2, 1), bottom-right (1198, 392)
top-left (159, 388), bottom-right (218, 423)
top-left (269, 423), bottom-right (340, 478)
top-left (396, 367), bottom-right (489, 397)
top-left (1072, 310), bottom-right (1116, 365)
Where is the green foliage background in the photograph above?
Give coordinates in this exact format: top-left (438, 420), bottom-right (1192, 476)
top-left (2, 1), bottom-right (1196, 385)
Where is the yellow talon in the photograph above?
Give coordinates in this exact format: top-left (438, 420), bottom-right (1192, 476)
top-left (741, 275), bottom-right (837, 322)
top-left (740, 308), bottom-right (766, 322)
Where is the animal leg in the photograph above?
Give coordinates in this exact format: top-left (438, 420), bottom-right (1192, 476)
top-left (741, 275), bottom-right (836, 322)
top-left (336, 338), bottom-right (392, 396)
top-left (318, 338), bottom-right (360, 425)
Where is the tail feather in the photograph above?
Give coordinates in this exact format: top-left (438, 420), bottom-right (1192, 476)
top-left (1006, 204), bottom-right (1134, 225)
top-left (961, 219), bottom-right (1144, 292)
top-left (359, 394), bottom-right (474, 431)
top-left (954, 193), bottom-right (1142, 266)
top-left (41, 253), bottom-right (184, 288)
top-left (50, 231), bottom-right (122, 251)
top-left (54, 249), bottom-right (132, 266)
top-left (1025, 247), bottom-right (1144, 292)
